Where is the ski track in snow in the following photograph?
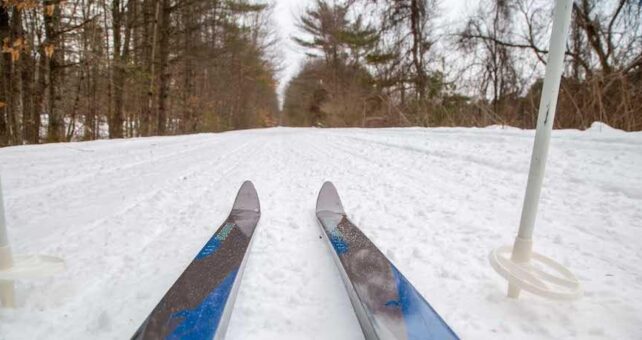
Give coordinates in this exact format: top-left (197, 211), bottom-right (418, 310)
top-left (0, 127), bottom-right (641, 339)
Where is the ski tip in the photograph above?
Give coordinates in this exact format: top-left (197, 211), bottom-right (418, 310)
top-left (232, 181), bottom-right (260, 213)
top-left (316, 181), bottom-right (345, 214)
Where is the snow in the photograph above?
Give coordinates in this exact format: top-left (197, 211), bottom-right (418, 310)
top-left (0, 126), bottom-right (641, 339)
top-left (586, 121), bottom-right (625, 134)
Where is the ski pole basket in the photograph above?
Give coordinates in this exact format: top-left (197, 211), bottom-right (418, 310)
top-left (0, 175), bottom-right (66, 308)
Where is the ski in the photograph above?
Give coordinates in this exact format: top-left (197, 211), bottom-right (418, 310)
top-left (133, 181), bottom-right (260, 340)
top-left (315, 182), bottom-right (458, 340)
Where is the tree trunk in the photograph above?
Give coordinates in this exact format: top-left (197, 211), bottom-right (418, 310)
top-left (143, 0), bottom-right (160, 136)
top-left (45, 0), bottom-right (63, 143)
top-left (33, 41), bottom-right (48, 143)
top-left (110, 0), bottom-right (132, 139)
top-left (110, 0), bottom-right (124, 138)
top-left (156, 0), bottom-right (170, 135)
top-left (181, 3), bottom-right (194, 133)
top-left (22, 53), bottom-right (37, 144)
top-left (9, 8), bottom-right (23, 145)
top-left (410, 0), bottom-right (426, 101)
top-left (0, 6), bottom-right (9, 146)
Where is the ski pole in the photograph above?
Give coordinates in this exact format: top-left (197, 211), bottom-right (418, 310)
top-left (508, 0), bottom-right (574, 298)
top-left (0, 175), bottom-right (16, 307)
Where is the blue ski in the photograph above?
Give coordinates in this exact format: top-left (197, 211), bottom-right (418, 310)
top-left (316, 182), bottom-right (459, 340)
top-left (133, 181), bottom-right (260, 340)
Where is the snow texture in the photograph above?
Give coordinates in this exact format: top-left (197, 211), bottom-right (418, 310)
top-left (0, 125), bottom-right (641, 339)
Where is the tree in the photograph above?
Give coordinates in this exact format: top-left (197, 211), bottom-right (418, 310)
top-left (0, 0), bottom-right (279, 146)
top-left (459, 0), bottom-right (520, 124)
top-left (459, 0), bottom-right (642, 129)
top-left (287, 0), bottom-right (383, 127)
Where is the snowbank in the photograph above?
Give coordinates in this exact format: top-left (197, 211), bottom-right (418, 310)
top-left (0, 127), bottom-right (641, 339)
top-left (586, 121), bottom-right (625, 134)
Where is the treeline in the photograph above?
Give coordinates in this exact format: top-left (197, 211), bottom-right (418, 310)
top-left (0, 0), bottom-right (278, 146)
top-left (284, 0), bottom-right (642, 130)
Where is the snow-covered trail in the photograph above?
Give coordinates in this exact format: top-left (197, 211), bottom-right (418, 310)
top-left (0, 126), bottom-right (641, 339)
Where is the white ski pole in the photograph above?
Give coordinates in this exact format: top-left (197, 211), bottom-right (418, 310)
top-left (489, 0), bottom-right (581, 300)
top-left (0, 174), bottom-right (66, 308)
top-left (0, 175), bottom-right (16, 307)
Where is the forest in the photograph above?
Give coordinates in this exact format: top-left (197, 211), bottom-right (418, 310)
top-left (0, 0), bottom-right (279, 146)
top-left (284, 0), bottom-right (641, 130)
top-left (0, 0), bottom-right (640, 147)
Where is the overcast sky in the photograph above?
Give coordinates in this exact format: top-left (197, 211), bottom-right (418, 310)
top-left (273, 0), bottom-right (314, 101)
top-left (272, 0), bottom-right (471, 101)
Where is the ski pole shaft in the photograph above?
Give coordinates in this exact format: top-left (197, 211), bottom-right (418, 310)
top-left (516, 0), bottom-right (573, 242)
top-left (0, 175), bottom-right (8, 247)
top-left (0, 174), bottom-right (16, 307)
top-left (509, 0), bottom-right (573, 298)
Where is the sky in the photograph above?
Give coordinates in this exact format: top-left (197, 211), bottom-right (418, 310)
top-left (272, 0), bottom-right (315, 102)
top-left (271, 0), bottom-right (471, 102)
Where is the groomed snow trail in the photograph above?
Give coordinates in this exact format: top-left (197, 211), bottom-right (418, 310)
top-left (0, 126), bottom-right (641, 339)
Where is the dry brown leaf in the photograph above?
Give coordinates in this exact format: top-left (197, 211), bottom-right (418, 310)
top-left (10, 49), bottom-right (20, 62)
top-left (45, 4), bottom-right (55, 17)
top-left (44, 44), bottom-right (55, 58)
top-left (11, 0), bottom-right (39, 11)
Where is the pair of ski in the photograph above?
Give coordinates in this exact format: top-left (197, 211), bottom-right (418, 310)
top-left (133, 181), bottom-right (458, 340)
